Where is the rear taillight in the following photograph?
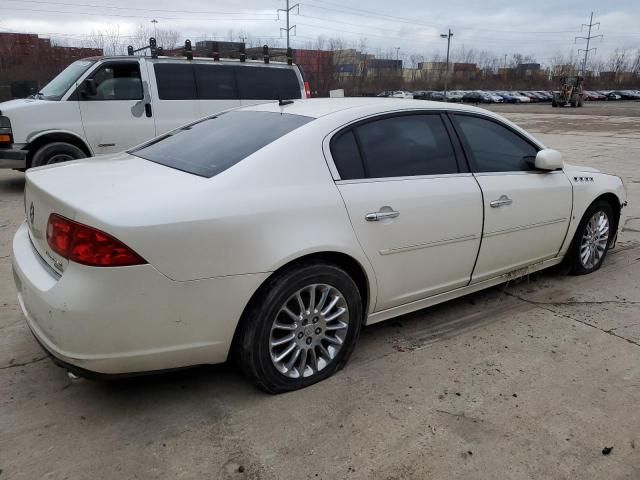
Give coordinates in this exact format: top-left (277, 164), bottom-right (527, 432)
top-left (46, 214), bottom-right (146, 267)
top-left (304, 81), bottom-right (311, 98)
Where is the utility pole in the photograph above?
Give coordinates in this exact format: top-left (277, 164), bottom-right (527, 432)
top-left (395, 47), bottom-right (400, 61)
top-left (151, 19), bottom-right (158, 39)
top-left (575, 12), bottom-right (603, 76)
top-left (440, 29), bottom-right (453, 101)
top-left (278, 0), bottom-right (299, 50)
top-left (504, 54), bottom-right (508, 69)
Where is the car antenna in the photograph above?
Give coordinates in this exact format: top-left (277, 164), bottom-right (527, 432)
top-left (278, 98), bottom-right (294, 106)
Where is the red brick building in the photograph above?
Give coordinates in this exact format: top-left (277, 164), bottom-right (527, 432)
top-left (0, 32), bottom-right (102, 100)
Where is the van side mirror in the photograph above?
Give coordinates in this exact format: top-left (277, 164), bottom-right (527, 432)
top-left (535, 148), bottom-right (563, 170)
top-left (80, 79), bottom-right (97, 98)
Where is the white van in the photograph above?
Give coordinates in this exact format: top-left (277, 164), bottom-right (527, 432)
top-left (0, 55), bottom-right (308, 169)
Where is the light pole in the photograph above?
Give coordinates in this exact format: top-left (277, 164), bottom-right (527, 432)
top-left (440, 29), bottom-right (453, 101)
top-left (151, 19), bottom-right (158, 39)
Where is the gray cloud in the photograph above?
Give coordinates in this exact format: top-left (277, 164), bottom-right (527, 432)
top-left (1, 0), bottom-right (638, 65)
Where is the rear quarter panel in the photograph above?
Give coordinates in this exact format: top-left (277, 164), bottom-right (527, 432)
top-left (119, 119), bottom-right (378, 309)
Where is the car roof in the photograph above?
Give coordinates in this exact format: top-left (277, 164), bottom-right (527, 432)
top-left (241, 98), bottom-right (494, 119)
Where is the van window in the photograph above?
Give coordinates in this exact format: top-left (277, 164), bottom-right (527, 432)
top-left (130, 111), bottom-right (312, 178)
top-left (83, 62), bottom-right (142, 101)
top-left (194, 64), bottom-right (237, 100)
top-left (154, 63), bottom-right (197, 100)
top-left (236, 67), bottom-right (301, 100)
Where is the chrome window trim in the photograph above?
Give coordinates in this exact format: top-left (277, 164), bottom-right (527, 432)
top-left (336, 172), bottom-right (473, 185)
top-left (473, 170), bottom-right (564, 176)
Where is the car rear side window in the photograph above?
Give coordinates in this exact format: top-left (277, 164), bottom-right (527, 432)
top-left (194, 64), bottom-right (237, 100)
top-left (130, 111), bottom-right (312, 178)
top-left (453, 115), bottom-right (538, 172)
top-left (355, 114), bottom-right (458, 178)
top-left (236, 67), bottom-right (301, 100)
top-left (331, 130), bottom-right (365, 180)
top-left (154, 63), bottom-right (197, 100)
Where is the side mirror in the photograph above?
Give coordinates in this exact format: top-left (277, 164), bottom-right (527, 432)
top-left (535, 148), bottom-right (563, 170)
top-left (80, 79), bottom-right (97, 98)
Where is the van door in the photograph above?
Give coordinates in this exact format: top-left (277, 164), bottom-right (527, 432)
top-left (148, 62), bottom-right (202, 136)
top-left (77, 60), bottom-right (155, 154)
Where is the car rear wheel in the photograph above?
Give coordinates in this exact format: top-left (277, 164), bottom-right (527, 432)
top-left (236, 262), bottom-right (363, 393)
top-left (568, 200), bottom-right (614, 275)
top-left (31, 142), bottom-right (86, 168)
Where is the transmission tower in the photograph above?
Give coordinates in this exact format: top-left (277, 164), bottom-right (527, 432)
top-left (278, 0), bottom-right (299, 50)
top-left (575, 12), bottom-right (603, 75)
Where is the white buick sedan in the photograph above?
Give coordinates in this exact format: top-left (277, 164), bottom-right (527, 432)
top-left (12, 99), bottom-right (626, 392)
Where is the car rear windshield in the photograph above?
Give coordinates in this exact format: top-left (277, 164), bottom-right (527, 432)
top-left (130, 111), bottom-right (313, 178)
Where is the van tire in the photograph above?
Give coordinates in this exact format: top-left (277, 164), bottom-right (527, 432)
top-left (30, 142), bottom-right (86, 168)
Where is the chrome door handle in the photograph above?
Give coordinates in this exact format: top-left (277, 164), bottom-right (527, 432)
top-left (490, 195), bottom-right (513, 208)
top-left (365, 209), bottom-right (400, 221)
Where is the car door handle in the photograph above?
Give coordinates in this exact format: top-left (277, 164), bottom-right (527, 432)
top-left (365, 209), bottom-right (400, 221)
top-left (490, 195), bottom-right (513, 208)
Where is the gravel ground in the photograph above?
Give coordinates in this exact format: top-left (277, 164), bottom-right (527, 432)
top-left (1, 102), bottom-right (639, 479)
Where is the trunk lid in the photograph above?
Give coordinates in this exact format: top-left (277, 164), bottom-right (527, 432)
top-left (24, 152), bottom-right (209, 276)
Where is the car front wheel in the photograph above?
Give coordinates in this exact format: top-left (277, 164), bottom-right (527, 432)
top-left (236, 262), bottom-right (363, 393)
top-left (569, 200), bottom-right (614, 275)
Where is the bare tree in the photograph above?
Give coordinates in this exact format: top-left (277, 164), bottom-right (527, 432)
top-left (88, 25), bottom-right (126, 56)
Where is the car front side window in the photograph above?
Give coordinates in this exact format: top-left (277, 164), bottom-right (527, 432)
top-left (453, 115), bottom-right (539, 172)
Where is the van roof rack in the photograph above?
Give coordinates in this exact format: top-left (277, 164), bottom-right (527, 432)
top-left (126, 38), bottom-right (294, 65)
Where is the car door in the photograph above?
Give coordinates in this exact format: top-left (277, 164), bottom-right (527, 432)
top-left (77, 60), bottom-right (155, 154)
top-left (450, 113), bottom-right (572, 283)
top-left (331, 112), bottom-right (483, 311)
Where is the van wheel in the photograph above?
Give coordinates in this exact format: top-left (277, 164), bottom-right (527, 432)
top-left (236, 262), bottom-right (362, 393)
top-left (30, 142), bottom-right (86, 168)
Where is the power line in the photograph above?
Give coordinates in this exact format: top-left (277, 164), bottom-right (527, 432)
top-left (2, 0), bottom-right (275, 16)
top-left (0, 5), bottom-right (277, 22)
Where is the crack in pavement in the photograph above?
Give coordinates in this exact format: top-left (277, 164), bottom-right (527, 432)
top-left (504, 291), bottom-right (640, 348)
top-left (0, 356), bottom-right (48, 370)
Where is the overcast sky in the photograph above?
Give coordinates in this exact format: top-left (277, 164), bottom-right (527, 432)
top-left (1, 0), bottom-right (639, 65)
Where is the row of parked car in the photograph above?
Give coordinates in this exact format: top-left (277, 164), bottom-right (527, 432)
top-left (379, 89), bottom-right (640, 103)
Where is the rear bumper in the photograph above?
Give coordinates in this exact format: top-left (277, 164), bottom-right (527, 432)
top-left (12, 221), bottom-right (268, 375)
top-left (0, 146), bottom-right (27, 168)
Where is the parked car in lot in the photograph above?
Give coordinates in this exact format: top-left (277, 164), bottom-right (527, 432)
top-left (508, 92), bottom-right (531, 103)
top-left (0, 54), bottom-right (308, 169)
top-left (13, 98), bottom-right (626, 392)
top-left (445, 91), bottom-right (465, 102)
top-left (495, 92), bottom-right (520, 103)
top-left (387, 91), bottom-right (414, 99)
top-left (462, 91), bottom-right (491, 103)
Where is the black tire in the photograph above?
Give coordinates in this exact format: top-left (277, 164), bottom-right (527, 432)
top-left (567, 200), bottom-right (614, 275)
top-left (30, 142), bottom-right (86, 168)
top-left (235, 262), bottom-right (363, 393)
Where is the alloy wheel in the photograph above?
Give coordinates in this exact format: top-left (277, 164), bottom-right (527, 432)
top-left (269, 283), bottom-right (349, 379)
top-left (579, 210), bottom-right (610, 269)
